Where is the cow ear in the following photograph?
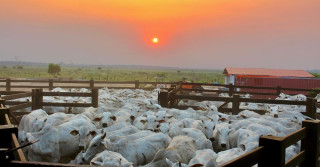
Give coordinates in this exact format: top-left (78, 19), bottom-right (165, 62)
top-left (70, 130), bottom-right (79, 136)
top-left (89, 131), bottom-right (97, 136)
top-left (101, 132), bottom-right (106, 139)
top-left (165, 158), bottom-right (174, 166)
top-left (110, 116), bottom-right (117, 121)
top-left (240, 144), bottom-right (246, 151)
top-left (93, 117), bottom-right (102, 122)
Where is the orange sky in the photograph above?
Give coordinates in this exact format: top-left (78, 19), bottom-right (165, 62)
top-left (0, 0), bottom-right (319, 69)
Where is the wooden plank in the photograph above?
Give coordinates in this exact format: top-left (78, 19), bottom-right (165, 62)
top-left (42, 92), bottom-right (92, 97)
top-left (12, 111), bottom-right (31, 116)
top-left (220, 146), bottom-right (263, 167)
top-left (10, 85), bottom-right (49, 88)
top-left (9, 102), bottom-right (32, 112)
top-left (10, 79), bottom-right (48, 83)
top-left (173, 94), bottom-right (233, 102)
top-left (259, 136), bottom-right (285, 167)
top-left (2, 92), bottom-right (32, 101)
top-left (218, 101), bottom-right (229, 112)
top-left (0, 91), bottom-right (26, 95)
top-left (301, 120), bottom-right (320, 167)
top-left (42, 102), bottom-right (92, 107)
top-left (52, 80), bottom-right (90, 83)
top-left (235, 85), bottom-right (278, 90)
top-left (240, 98), bottom-right (306, 105)
top-left (282, 127), bottom-right (306, 148)
top-left (5, 114), bottom-right (27, 161)
top-left (58, 86), bottom-right (91, 89)
top-left (236, 91), bottom-right (276, 96)
top-left (7, 161), bottom-right (95, 167)
top-left (285, 150), bottom-right (306, 167)
top-left (4, 101), bottom-right (28, 105)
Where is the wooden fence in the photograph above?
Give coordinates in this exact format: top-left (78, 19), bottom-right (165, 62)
top-left (0, 103), bottom-right (26, 162)
top-left (0, 88), bottom-right (99, 125)
top-left (220, 120), bottom-right (320, 167)
top-left (179, 82), bottom-right (320, 98)
top-left (159, 84), bottom-right (319, 119)
top-left (1, 78), bottom-right (319, 97)
top-left (0, 78), bottom-right (176, 94)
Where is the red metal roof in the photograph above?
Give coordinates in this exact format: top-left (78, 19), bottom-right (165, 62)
top-left (223, 67), bottom-right (314, 78)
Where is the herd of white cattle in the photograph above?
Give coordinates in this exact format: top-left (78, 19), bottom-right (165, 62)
top-left (16, 87), bottom-right (320, 167)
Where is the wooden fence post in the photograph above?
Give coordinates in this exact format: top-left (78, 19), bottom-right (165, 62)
top-left (91, 88), bottom-right (98, 108)
top-left (301, 120), bottom-right (320, 167)
top-left (158, 91), bottom-right (169, 108)
top-left (6, 78), bottom-right (11, 92)
top-left (32, 89), bottom-right (43, 110)
top-left (258, 136), bottom-right (285, 167)
top-left (90, 79), bottom-right (94, 89)
top-left (232, 94), bottom-right (240, 115)
top-left (276, 86), bottom-right (281, 96)
top-left (0, 107), bottom-right (9, 125)
top-left (306, 98), bottom-right (316, 119)
top-left (135, 80), bottom-right (139, 89)
top-left (229, 83), bottom-right (234, 97)
top-left (49, 79), bottom-right (53, 91)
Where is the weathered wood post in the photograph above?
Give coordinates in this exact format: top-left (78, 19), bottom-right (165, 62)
top-left (158, 91), bottom-right (169, 108)
top-left (232, 94), bottom-right (240, 115)
top-left (169, 93), bottom-right (175, 108)
top-left (306, 97), bottom-right (316, 119)
top-left (276, 86), bottom-right (281, 96)
top-left (301, 120), bottom-right (320, 167)
top-left (91, 88), bottom-right (99, 108)
top-left (258, 136), bottom-right (285, 167)
top-left (135, 80), bottom-right (139, 89)
top-left (228, 83), bottom-right (234, 97)
top-left (49, 79), bottom-right (53, 91)
top-left (0, 107), bottom-right (9, 125)
top-left (90, 79), bottom-right (94, 89)
top-left (6, 78), bottom-right (11, 92)
top-left (32, 89), bottom-right (43, 110)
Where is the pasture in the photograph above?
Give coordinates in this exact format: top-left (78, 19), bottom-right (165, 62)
top-left (0, 65), bottom-right (224, 83)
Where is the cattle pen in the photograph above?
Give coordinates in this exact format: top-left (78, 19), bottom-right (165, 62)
top-left (0, 79), bottom-right (320, 167)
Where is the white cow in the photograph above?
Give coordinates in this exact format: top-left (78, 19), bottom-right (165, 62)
top-left (146, 136), bottom-right (197, 167)
top-left (83, 132), bottom-right (171, 166)
top-left (90, 150), bottom-right (133, 167)
top-left (212, 123), bottom-right (233, 152)
top-left (19, 109), bottom-right (48, 133)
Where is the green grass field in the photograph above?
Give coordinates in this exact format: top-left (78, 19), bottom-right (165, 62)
top-left (0, 65), bottom-right (225, 83)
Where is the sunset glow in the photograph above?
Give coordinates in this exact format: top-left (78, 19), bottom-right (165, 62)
top-left (152, 38), bottom-right (158, 44)
top-left (0, 0), bottom-right (319, 69)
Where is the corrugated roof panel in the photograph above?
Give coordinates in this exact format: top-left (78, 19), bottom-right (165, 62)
top-left (224, 67), bottom-right (314, 78)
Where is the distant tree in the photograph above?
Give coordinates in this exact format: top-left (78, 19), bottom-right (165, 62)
top-left (12, 66), bottom-right (16, 69)
top-left (2, 66), bottom-right (7, 69)
top-left (310, 72), bottom-right (320, 78)
top-left (97, 67), bottom-right (102, 70)
top-left (177, 70), bottom-right (181, 73)
top-left (17, 66), bottom-right (23, 69)
top-left (48, 63), bottom-right (61, 77)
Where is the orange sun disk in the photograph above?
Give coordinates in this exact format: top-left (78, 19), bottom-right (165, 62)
top-left (152, 37), bottom-right (158, 43)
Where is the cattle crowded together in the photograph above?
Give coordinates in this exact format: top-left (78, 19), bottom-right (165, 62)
top-left (17, 87), bottom-right (320, 167)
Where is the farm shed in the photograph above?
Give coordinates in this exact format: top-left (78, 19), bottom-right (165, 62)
top-left (223, 67), bottom-right (320, 98)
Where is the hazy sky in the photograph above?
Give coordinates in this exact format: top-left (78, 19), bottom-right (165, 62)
top-left (0, 0), bottom-right (319, 69)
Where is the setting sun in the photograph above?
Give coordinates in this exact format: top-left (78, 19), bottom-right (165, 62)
top-left (152, 37), bottom-right (158, 43)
